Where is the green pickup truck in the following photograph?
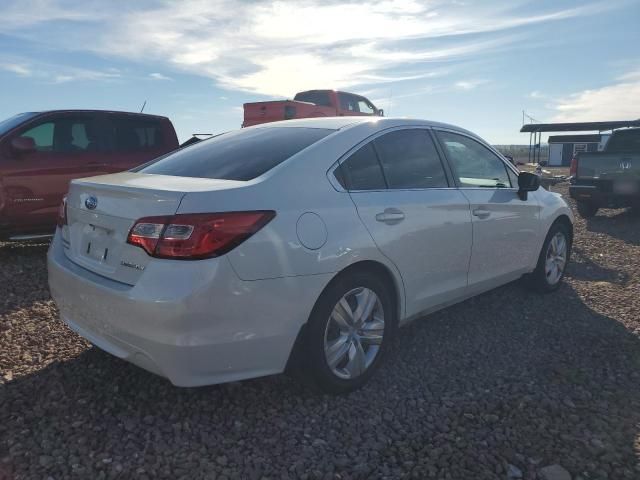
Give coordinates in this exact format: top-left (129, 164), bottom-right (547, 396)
top-left (569, 128), bottom-right (640, 218)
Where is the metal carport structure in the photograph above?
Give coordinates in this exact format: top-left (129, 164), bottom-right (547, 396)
top-left (520, 119), bottom-right (640, 164)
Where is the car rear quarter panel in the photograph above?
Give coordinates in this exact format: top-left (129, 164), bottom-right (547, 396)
top-left (176, 124), bottom-right (407, 316)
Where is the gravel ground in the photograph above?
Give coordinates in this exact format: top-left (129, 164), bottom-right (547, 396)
top-left (1, 182), bottom-right (640, 480)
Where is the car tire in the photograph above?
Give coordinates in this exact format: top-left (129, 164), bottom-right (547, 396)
top-left (528, 222), bottom-right (572, 293)
top-left (301, 270), bottom-right (397, 394)
top-left (576, 201), bottom-right (598, 218)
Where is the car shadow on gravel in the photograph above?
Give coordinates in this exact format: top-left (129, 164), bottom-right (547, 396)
top-left (569, 246), bottom-right (630, 285)
top-left (0, 241), bottom-right (51, 313)
top-left (585, 209), bottom-right (640, 246)
top-left (2, 281), bottom-right (640, 479)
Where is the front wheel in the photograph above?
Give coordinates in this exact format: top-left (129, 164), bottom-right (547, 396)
top-left (301, 271), bottom-right (397, 394)
top-left (528, 222), bottom-right (571, 292)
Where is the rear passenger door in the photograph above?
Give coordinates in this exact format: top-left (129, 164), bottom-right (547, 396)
top-left (103, 115), bottom-right (168, 171)
top-left (335, 127), bottom-right (473, 317)
top-left (434, 129), bottom-right (541, 291)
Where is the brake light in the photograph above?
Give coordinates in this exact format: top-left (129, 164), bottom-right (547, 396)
top-left (57, 197), bottom-right (68, 228)
top-left (570, 156), bottom-right (578, 177)
top-left (127, 211), bottom-right (275, 259)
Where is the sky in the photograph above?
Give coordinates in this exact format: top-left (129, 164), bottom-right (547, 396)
top-left (0, 0), bottom-right (638, 144)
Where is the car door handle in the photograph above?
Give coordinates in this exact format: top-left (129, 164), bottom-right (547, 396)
top-left (375, 208), bottom-right (405, 224)
top-left (472, 208), bottom-right (491, 219)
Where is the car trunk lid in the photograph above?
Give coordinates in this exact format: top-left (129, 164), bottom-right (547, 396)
top-left (62, 172), bottom-right (243, 285)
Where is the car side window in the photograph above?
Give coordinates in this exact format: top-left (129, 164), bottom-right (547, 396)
top-left (338, 93), bottom-right (359, 112)
top-left (357, 98), bottom-right (375, 114)
top-left (20, 117), bottom-right (101, 154)
top-left (110, 117), bottom-right (164, 152)
top-left (336, 142), bottom-right (386, 190)
top-left (436, 131), bottom-right (510, 188)
top-left (374, 129), bottom-right (448, 189)
top-left (21, 122), bottom-right (54, 151)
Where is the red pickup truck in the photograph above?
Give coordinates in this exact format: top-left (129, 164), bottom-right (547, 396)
top-left (0, 110), bottom-right (179, 241)
top-left (242, 90), bottom-right (383, 127)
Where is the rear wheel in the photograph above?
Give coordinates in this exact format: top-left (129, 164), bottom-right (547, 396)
top-left (301, 270), bottom-right (396, 394)
top-left (576, 201), bottom-right (598, 218)
top-left (529, 222), bottom-right (571, 292)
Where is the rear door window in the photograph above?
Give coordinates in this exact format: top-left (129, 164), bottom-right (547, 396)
top-left (109, 117), bottom-right (164, 152)
top-left (374, 129), bottom-right (448, 189)
top-left (335, 143), bottom-right (386, 190)
top-left (293, 91), bottom-right (332, 107)
top-left (140, 127), bottom-right (333, 181)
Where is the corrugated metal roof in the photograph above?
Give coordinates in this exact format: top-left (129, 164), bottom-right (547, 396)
top-left (520, 120), bottom-right (640, 133)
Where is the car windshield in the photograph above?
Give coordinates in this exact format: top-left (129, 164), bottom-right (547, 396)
top-left (0, 112), bottom-right (38, 136)
top-left (139, 127), bottom-right (334, 181)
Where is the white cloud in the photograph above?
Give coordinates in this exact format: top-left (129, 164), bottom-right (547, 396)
top-left (149, 72), bottom-right (173, 81)
top-left (528, 90), bottom-right (548, 99)
top-left (0, 56), bottom-right (121, 83)
top-left (455, 79), bottom-right (487, 91)
top-left (0, 0), bottom-right (620, 97)
top-left (0, 63), bottom-right (31, 76)
top-left (551, 70), bottom-right (640, 122)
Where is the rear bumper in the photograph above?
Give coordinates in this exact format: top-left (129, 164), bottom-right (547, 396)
top-left (569, 185), bottom-right (640, 208)
top-left (47, 232), bottom-right (332, 386)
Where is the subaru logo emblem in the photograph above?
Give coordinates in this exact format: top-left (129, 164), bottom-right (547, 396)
top-left (85, 196), bottom-right (98, 210)
top-left (620, 159), bottom-right (632, 170)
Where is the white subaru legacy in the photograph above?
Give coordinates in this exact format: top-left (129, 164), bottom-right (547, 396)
top-left (48, 117), bottom-right (573, 393)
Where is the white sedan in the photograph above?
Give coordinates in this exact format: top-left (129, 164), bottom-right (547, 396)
top-left (48, 117), bottom-right (573, 393)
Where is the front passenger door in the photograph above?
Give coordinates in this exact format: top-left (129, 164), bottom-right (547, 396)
top-left (435, 130), bottom-right (541, 292)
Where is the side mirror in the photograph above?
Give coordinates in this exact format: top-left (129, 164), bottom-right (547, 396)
top-left (377, 109), bottom-right (384, 117)
top-left (517, 171), bottom-right (540, 200)
top-left (11, 136), bottom-right (36, 154)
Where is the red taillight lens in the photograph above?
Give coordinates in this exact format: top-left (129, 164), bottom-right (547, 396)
top-left (57, 197), bottom-right (68, 228)
top-left (570, 157), bottom-right (578, 177)
top-left (127, 211), bottom-right (276, 259)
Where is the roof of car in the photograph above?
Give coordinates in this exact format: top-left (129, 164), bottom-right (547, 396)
top-left (251, 116), bottom-right (475, 135)
top-left (28, 110), bottom-right (170, 120)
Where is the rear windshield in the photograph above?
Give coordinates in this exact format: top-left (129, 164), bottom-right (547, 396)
top-left (0, 112), bottom-right (38, 136)
top-left (606, 129), bottom-right (640, 153)
top-left (139, 127), bottom-right (334, 181)
top-left (293, 91), bottom-right (332, 107)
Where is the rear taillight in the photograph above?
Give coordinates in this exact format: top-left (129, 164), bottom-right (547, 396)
top-left (127, 211), bottom-right (275, 259)
top-left (57, 197), bottom-right (68, 228)
top-left (570, 156), bottom-right (578, 177)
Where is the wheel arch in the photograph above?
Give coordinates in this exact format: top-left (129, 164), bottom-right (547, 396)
top-left (551, 213), bottom-right (574, 246)
top-left (284, 259), bottom-right (405, 374)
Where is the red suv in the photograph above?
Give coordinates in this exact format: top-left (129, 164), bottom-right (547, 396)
top-left (0, 110), bottom-right (179, 240)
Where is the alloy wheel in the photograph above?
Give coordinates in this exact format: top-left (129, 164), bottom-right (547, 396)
top-left (545, 232), bottom-right (567, 285)
top-left (323, 287), bottom-right (385, 380)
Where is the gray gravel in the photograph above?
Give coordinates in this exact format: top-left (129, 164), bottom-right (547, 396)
top-left (2, 182), bottom-right (640, 480)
